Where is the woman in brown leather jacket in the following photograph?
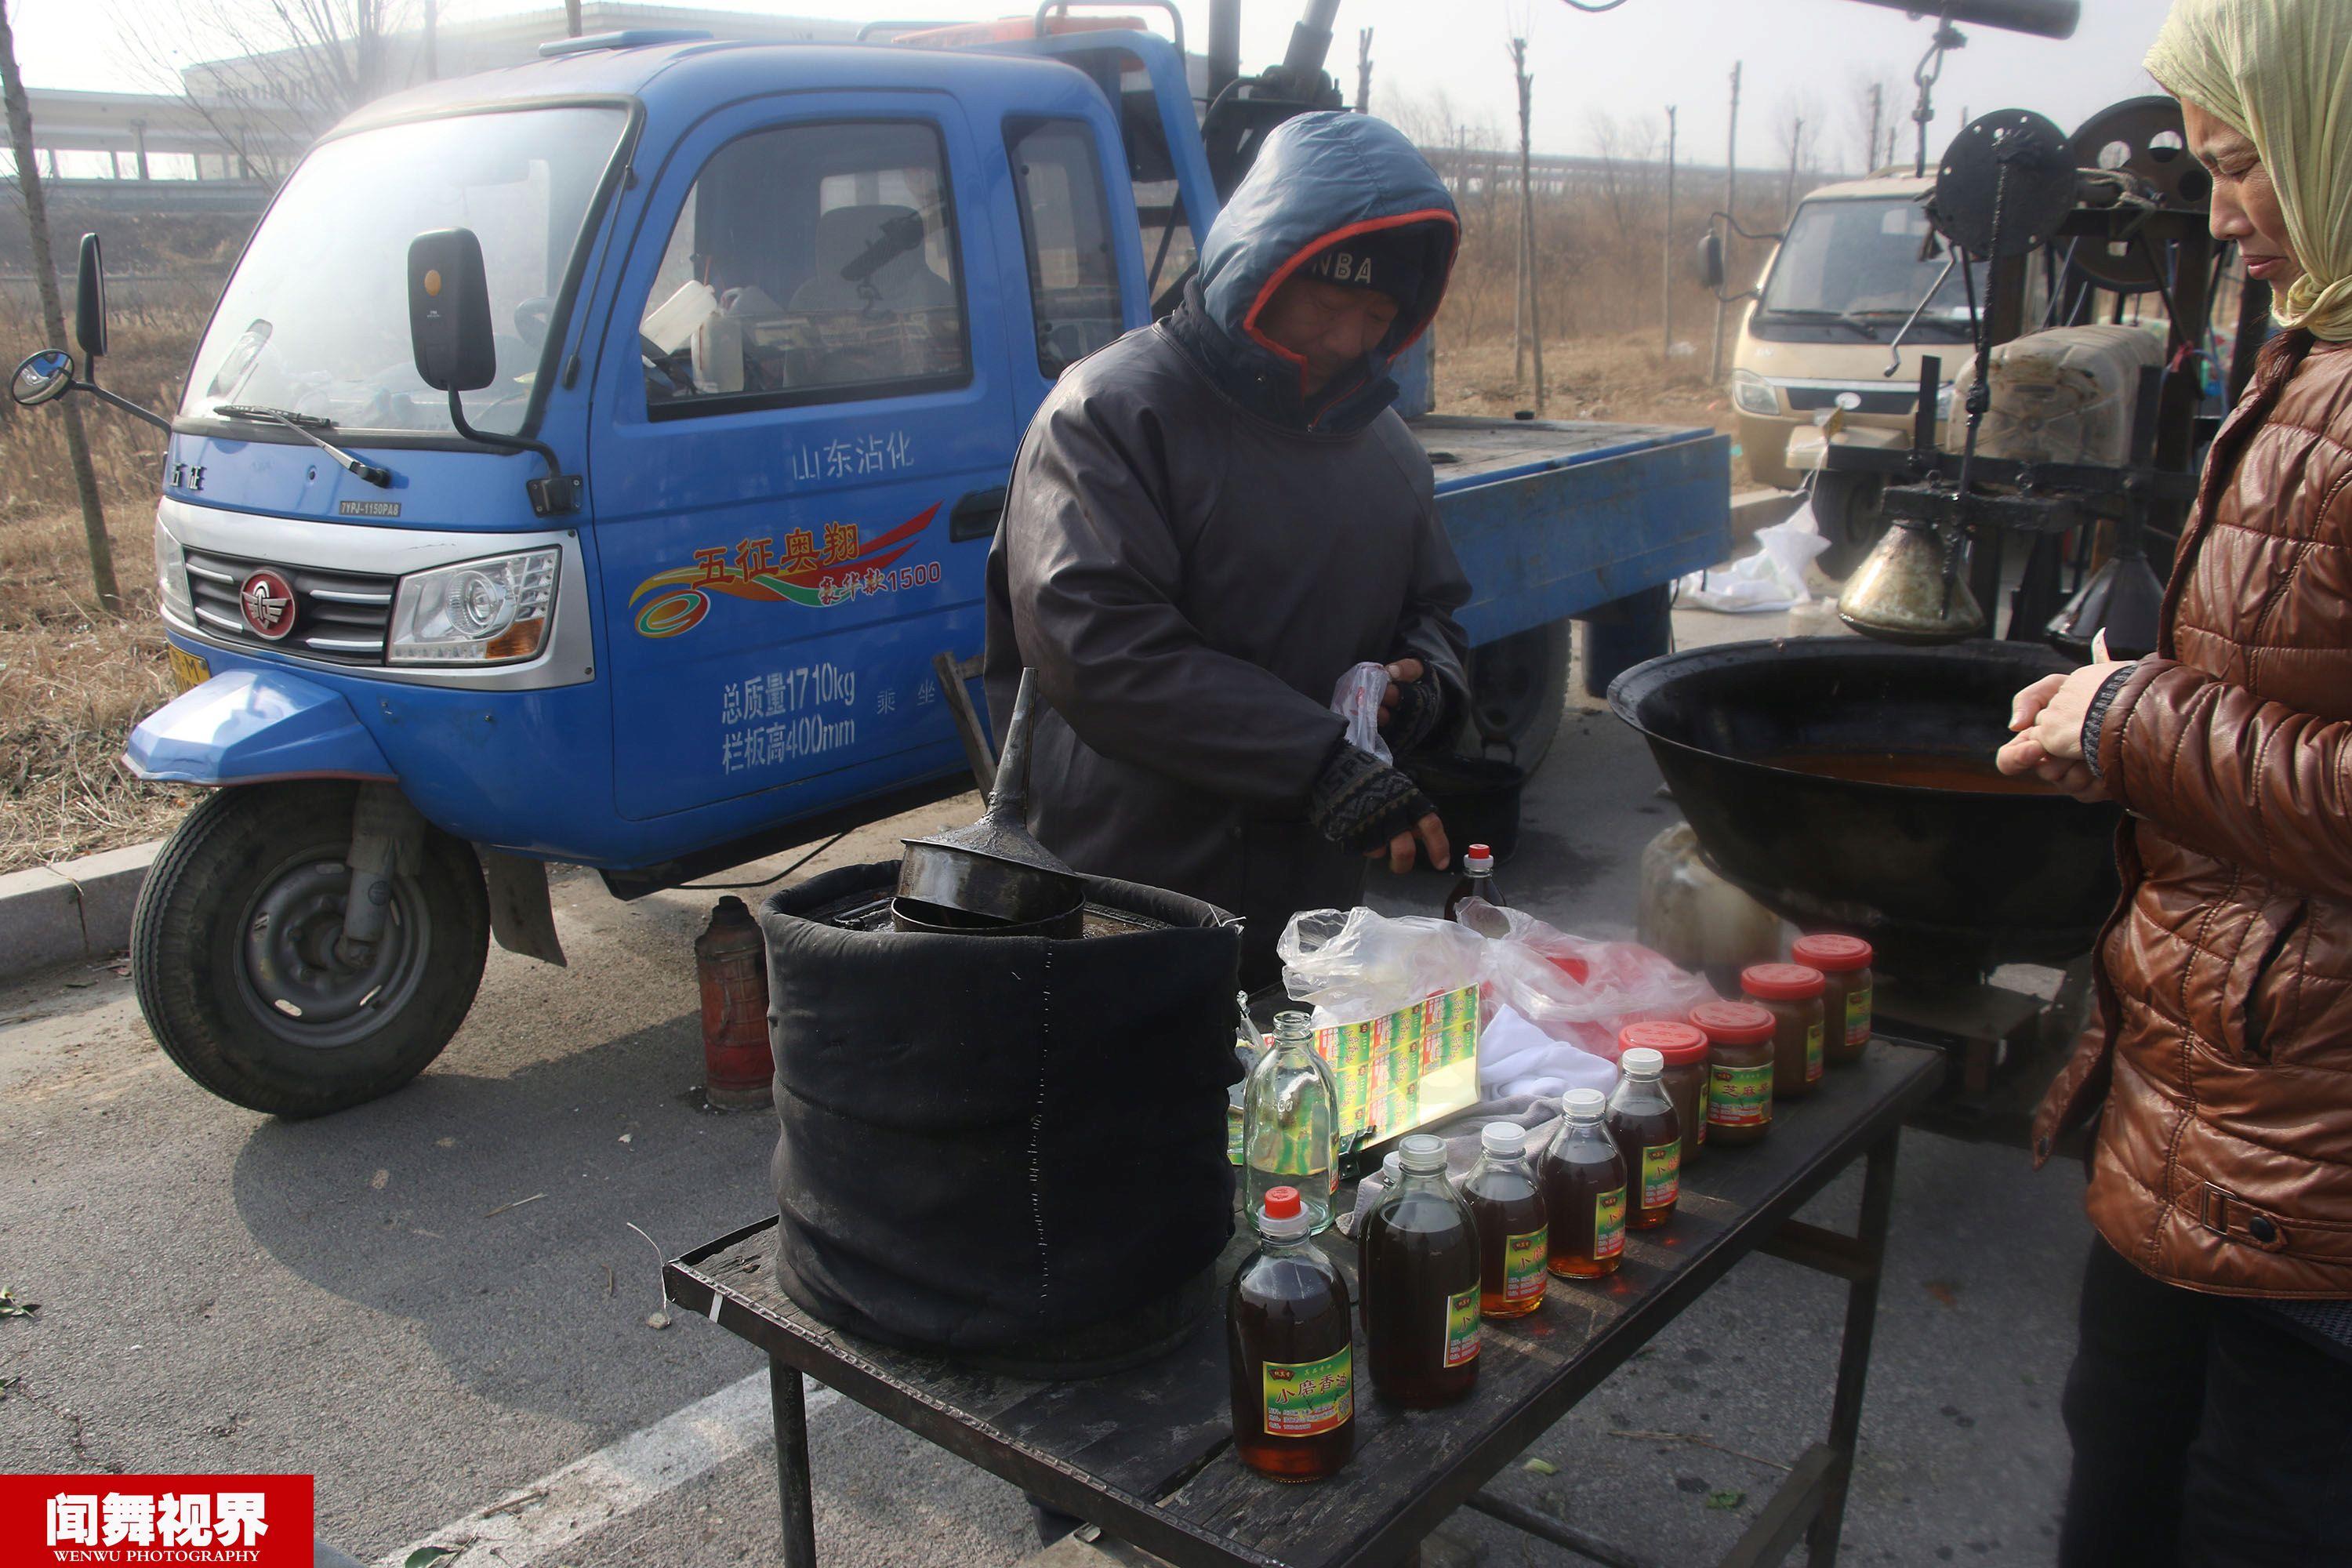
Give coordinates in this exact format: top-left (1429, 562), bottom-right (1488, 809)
top-left (1997, 2), bottom-right (2352, 1562)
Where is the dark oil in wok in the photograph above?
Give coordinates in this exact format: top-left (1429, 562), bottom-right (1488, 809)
top-left (1761, 750), bottom-right (2058, 796)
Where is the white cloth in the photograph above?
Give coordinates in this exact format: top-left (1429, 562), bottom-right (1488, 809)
top-left (1477, 1003), bottom-right (1621, 1102)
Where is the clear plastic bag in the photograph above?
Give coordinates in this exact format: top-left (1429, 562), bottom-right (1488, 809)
top-left (1330, 660), bottom-right (1392, 765)
top-left (1278, 906), bottom-right (1484, 1025)
top-left (1472, 902), bottom-right (1716, 1060)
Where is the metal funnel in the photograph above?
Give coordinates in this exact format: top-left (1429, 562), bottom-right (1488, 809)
top-left (1836, 517), bottom-right (1987, 644)
top-left (896, 668), bottom-right (1085, 927)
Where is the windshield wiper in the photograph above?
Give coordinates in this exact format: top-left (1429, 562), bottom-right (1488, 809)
top-left (213, 405), bottom-right (394, 488)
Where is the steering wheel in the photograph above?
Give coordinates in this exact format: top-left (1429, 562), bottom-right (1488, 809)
top-left (514, 296), bottom-right (554, 349)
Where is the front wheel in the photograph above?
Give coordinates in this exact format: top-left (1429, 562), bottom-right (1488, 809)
top-left (132, 782), bottom-right (490, 1117)
top-left (1463, 619), bottom-right (1571, 774)
top-left (1809, 471), bottom-right (1889, 581)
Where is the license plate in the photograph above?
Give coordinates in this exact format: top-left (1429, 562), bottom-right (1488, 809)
top-left (167, 644), bottom-right (211, 694)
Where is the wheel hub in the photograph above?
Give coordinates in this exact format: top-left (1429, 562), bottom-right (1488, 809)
top-left (241, 858), bottom-right (423, 1041)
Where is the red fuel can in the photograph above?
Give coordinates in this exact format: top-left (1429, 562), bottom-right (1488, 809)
top-left (695, 896), bottom-right (774, 1109)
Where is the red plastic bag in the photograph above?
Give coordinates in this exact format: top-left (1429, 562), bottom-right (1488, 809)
top-left (1465, 902), bottom-right (1716, 1060)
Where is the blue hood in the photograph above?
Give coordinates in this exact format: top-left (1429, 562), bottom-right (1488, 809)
top-left (1167, 111), bottom-right (1458, 434)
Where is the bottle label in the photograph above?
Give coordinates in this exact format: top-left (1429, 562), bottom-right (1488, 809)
top-left (1846, 985), bottom-right (1872, 1048)
top-left (1709, 1061), bottom-right (1772, 1127)
top-left (1227, 1102), bottom-right (1243, 1166)
top-left (1261, 1344), bottom-right (1354, 1437)
top-left (1595, 1188), bottom-right (1626, 1260)
top-left (1443, 1285), bottom-right (1481, 1367)
top-left (1503, 1229), bottom-right (1548, 1304)
top-left (1806, 1021), bottom-right (1824, 1082)
top-left (1642, 1140), bottom-right (1681, 1211)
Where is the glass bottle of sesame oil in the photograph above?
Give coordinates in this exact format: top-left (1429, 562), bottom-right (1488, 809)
top-left (1228, 1185), bottom-right (1355, 1482)
top-left (1360, 1134), bottom-right (1481, 1406)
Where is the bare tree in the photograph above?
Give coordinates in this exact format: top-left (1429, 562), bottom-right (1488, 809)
top-left (1846, 66), bottom-right (1904, 175)
top-left (0, 0), bottom-right (118, 612)
top-left (112, 0), bottom-right (423, 183)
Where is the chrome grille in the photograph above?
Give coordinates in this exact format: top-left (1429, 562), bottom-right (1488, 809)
top-left (182, 548), bottom-right (397, 663)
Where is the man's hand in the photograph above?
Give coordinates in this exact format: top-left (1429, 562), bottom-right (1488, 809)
top-left (1363, 810), bottom-right (1450, 874)
top-left (1377, 659), bottom-right (1424, 727)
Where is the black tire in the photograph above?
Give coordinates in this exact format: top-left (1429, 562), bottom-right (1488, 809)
top-left (1811, 471), bottom-right (1890, 581)
top-left (1462, 619), bottom-right (1570, 773)
top-left (131, 782), bottom-right (489, 1118)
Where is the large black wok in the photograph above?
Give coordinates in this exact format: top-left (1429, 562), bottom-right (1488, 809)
top-left (1610, 638), bottom-right (2122, 979)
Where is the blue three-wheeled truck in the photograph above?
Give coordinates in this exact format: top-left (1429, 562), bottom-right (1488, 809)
top-left (13, 2), bottom-right (1728, 1115)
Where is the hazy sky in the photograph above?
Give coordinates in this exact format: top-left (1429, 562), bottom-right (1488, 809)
top-left (15, 0), bottom-right (2178, 170)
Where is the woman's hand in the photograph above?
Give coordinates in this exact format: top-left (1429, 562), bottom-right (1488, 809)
top-left (1997, 637), bottom-right (2122, 802)
top-left (1377, 659), bottom-right (1424, 726)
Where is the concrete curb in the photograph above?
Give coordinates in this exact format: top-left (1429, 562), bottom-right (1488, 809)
top-left (0, 838), bottom-right (162, 983)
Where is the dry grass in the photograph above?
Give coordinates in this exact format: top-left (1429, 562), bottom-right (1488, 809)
top-left (0, 297), bottom-right (205, 876)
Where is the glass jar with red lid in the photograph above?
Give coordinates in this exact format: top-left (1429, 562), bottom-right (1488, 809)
top-left (1619, 1020), bottom-right (1711, 1161)
top-left (1741, 964), bottom-right (1827, 1100)
top-left (1690, 1000), bottom-right (1776, 1145)
top-left (1791, 935), bottom-right (1874, 1066)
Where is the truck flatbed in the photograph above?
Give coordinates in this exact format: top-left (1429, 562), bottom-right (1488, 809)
top-left (1409, 414), bottom-right (1731, 644)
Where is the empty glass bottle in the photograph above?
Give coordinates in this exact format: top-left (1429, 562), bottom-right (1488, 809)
top-left (1244, 1010), bottom-right (1338, 1234)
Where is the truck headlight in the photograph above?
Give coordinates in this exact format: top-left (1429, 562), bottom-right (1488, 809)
top-left (388, 549), bottom-right (558, 665)
top-left (1731, 370), bottom-right (1780, 416)
top-left (153, 514), bottom-right (192, 622)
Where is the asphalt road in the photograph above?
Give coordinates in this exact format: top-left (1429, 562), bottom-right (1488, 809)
top-left (0, 594), bottom-right (2093, 1567)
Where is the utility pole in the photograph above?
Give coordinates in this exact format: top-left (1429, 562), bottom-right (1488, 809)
top-left (563, 0), bottom-right (583, 37)
top-left (1510, 33), bottom-right (1544, 412)
top-left (1783, 117), bottom-right (1802, 223)
top-left (0, 0), bottom-right (117, 614)
top-left (1355, 28), bottom-right (1372, 114)
top-left (423, 0), bottom-right (438, 81)
top-left (1662, 103), bottom-right (1676, 353)
top-left (1867, 82), bottom-right (1882, 173)
top-left (1711, 61), bottom-right (1740, 384)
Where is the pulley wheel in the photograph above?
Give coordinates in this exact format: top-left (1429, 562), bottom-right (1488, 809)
top-left (1928, 108), bottom-right (2078, 260)
top-left (2067, 95), bottom-right (2208, 292)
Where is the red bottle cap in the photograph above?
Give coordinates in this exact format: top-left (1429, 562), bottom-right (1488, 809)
top-left (1262, 1186), bottom-right (1301, 1219)
top-left (1617, 1019), bottom-right (1710, 1064)
top-left (1743, 963), bottom-right (1828, 1001)
top-left (1466, 844), bottom-right (1494, 868)
top-left (1791, 934), bottom-right (1874, 973)
top-left (1690, 1000), bottom-right (1777, 1044)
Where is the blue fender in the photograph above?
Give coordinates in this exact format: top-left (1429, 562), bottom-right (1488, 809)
top-left (123, 669), bottom-right (397, 786)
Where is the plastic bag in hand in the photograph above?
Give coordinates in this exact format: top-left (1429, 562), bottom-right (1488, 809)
top-left (1279, 906), bottom-right (1484, 1025)
top-left (1330, 661), bottom-right (1392, 765)
top-left (1471, 902), bottom-right (1716, 1059)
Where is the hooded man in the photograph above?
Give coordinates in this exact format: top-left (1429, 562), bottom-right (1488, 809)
top-left (985, 111), bottom-right (1471, 989)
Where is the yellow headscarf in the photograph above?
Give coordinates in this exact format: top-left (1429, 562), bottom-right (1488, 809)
top-left (2147, 0), bottom-right (2352, 341)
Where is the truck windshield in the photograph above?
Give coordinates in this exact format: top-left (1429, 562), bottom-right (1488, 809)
top-left (180, 106), bottom-right (626, 439)
top-left (1759, 196), bottom-right (1969, 330)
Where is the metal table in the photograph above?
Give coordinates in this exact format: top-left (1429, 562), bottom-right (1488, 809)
top-left (663, 1040), bottom-right (1942, 1568)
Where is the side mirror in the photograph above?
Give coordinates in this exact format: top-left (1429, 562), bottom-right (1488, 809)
top-left (1694, 230), bottom-right (1726, 294)
top-left (74, 233), bottom-right (107, 360)
top-left (11, 348), bottom-right (74, 408)
top-left (407, 227), bottom-right (497, 394)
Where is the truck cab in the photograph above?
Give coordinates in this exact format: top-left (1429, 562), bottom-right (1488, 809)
top-left (1729, 173), bottom-right (1973, 572)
